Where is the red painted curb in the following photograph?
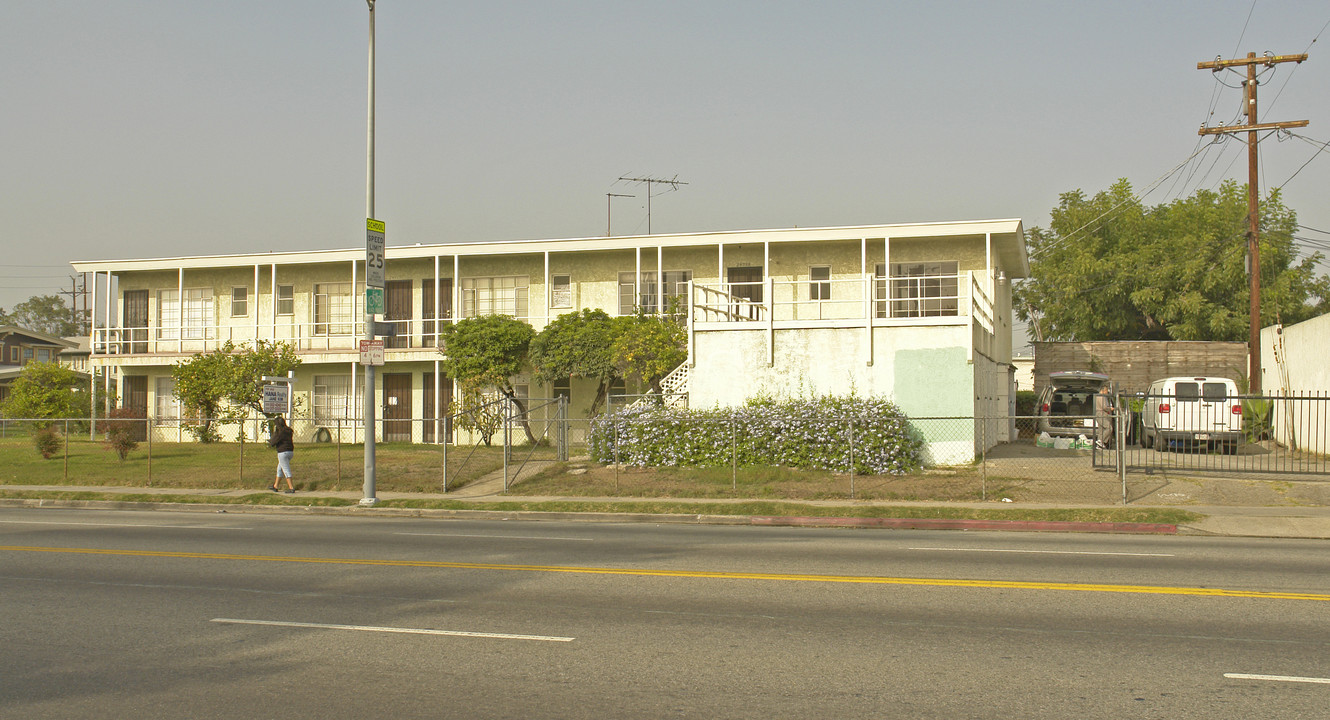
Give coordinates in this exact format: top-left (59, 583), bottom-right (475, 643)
top-left (749, 516), bottom-right (1178, 534)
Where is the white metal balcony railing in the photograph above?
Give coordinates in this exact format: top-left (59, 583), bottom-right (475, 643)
top-left (89, 317), bottom-right (471, 357)
top-left (690, 273), bottom-right (992, 326)
top-left (88, 272), bottom-right (998, 358)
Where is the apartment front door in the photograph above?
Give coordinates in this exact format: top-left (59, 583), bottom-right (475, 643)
top-left (122, 375), bottom-right (148, 441)
top-left (122, 290), bottom-right (148, 353)
top-left (726, 266), bottom-right (763, 319)
top-left (382, 373), bottom-right (412, 442)
top-left (385, 280), bottom-right (412, 349)
top-left (422, 372), bottom-right (452, 443)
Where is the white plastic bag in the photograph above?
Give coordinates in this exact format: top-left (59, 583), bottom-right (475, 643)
top-left (1036, 432), bottom-right (1053, 448)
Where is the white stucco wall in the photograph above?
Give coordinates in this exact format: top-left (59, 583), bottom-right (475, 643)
top-left (1260, 314), bottom-right (1330, 453)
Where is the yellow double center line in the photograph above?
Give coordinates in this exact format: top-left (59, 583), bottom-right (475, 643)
top-left (5, 545), bottom-right (1329, 602)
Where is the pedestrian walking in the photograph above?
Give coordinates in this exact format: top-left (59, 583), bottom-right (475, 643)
top-left (1094, 385), bottom-right (1115, 450)
top-left (268, 416), bottom-right (296, 493)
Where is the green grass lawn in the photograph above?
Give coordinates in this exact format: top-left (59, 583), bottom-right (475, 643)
top-left (0, 434), bottom-right (510, 493)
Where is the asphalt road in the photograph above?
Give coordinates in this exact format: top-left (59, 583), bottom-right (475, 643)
top-left (2, 507), bottom-right (1328, 719)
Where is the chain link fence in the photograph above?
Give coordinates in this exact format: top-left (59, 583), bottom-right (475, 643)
top-left (2, 395), bottom-right (1325, 503)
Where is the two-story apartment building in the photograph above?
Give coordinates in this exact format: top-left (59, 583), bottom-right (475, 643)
top-left (72, 219), bottom-right (1027, 461)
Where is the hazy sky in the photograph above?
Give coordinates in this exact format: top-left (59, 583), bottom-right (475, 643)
top-left (4, 1), bottom-right (1329, 350)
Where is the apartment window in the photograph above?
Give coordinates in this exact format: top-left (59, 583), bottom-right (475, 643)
top-left (460, 276), bottom-right (529, 318)
top-left (809, 266), bottom-right (831, 300)
top-left (36, 348), bottom-right (52, 363)
top-left (551, 377), bottom-right (571, 401)
top-left (878, 261), bottom-right (959, 318)
top-left (157, 288), bottom-right (214, 340)
top-left (618, 270), bottom-right (692, 315)
top-left (10, 347), bottom-right (18, 363)
top-left (276, 285), bottom-right (294, 316)
top-left (551, 274), bottom-right (572, 309)
top-left (231, 287), bottom-right (248, 317)
top-left (313, 375), bottom-right (359, 423)
top-left (22, 347), bottom-right (34, 364)
top-left (313, 283), bottom-right (354, 335)
top-left (155, 377), bottom-right (181, 425)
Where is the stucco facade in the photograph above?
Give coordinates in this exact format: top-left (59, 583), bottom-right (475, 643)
top-left (73, 219), bottom-right (1028, 459)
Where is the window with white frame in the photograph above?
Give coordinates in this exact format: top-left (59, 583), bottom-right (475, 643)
top-left (618, 270), bottom-right (691, 315)
top-left (157, 288), bottom-right (214, 340)
top-left (155, 377), bottom-right (181, 425)
top-left (313, 283), bottom-right (354, 335)
top-left (36, 348), bottom-right (51, 363)
top-left (276, 285), bottom-right (294, 316)
top-left (313, 375), bottom-right (360, 423)
top-left (231, 287), bottom-right (248, 317)
top-left (460, 276), bottom-right (529, 318)
top-left (551, 274), bottom-right (572, 309)
top-left (876, 261), bottom-right (960, 318)
top-left (809, 266), bottom-right (831, 300)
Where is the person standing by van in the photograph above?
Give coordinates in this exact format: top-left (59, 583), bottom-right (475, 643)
top-left (268, 416), bottom-right (296, 493)
top-left (1094, 385), bottom-right (1115, 450)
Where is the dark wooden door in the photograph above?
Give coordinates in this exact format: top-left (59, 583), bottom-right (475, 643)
top-left (422, 372), bottom-right (453, 443)
top-left (421, 278), bottom-right (453, 347)
top-left (122, 375), bottom-right (148, 441)
top-left (382, 373), bottom-right (413, 442)
top-left (123, 290), bottom-right (148, 353)
top-left (384, 280), bottom-right (412, 348)
top-left (726, 266), bottom-right (763, 319)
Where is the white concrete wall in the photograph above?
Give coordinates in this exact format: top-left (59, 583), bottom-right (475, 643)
top-left (1261, 314), bottom-right (1330, 453)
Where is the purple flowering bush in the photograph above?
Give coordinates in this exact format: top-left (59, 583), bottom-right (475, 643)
top-left (589, 395), bottom-right (924, 475)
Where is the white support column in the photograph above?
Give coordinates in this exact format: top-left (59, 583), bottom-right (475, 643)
top-left (453, 255), bottom-right (460, 320)
top-left (349, 361), bottom-right (357, 443)
top-left (544, 250), bottom-right (550, 326)
top-left (433, 359), bottom-right (441, 444)
top-left (350, 259), bottom-right (358, 337)
top-left (657, 245), bottom-right (664, 315)
top-left (433, 255), bottom-right (440, 345)
top-left (270, 263), bottom-right (277, 339)
top-left (718, 243), bottom-right (725, 291)
top-left (253, 264), bottom-right (260, 342)
top-left (862, 237), bottom-right (872, 366)
top-left (176, 267), bottom-right (184, 353)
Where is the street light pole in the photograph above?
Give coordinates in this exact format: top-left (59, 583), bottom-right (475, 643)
top-left (361, 0), bottom-right (378, 506)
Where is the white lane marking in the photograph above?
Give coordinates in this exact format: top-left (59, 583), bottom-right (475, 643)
top-left (211, 617), bottom-right (573, 642)
top-left (910, 546), bottom-right (1173, 557)
top-left (1224, 673), bottom-right (1330, 685)
top-left (0, 520), bottom-right (248, 530)
top-left (394, 532), bottom-right (593, 542)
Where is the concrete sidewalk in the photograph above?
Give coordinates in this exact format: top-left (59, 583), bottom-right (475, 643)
top-left (4, 484), bottom-right (1330, 539)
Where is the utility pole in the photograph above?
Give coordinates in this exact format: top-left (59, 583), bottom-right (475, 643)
top-left (361, 0), bottom-right (380, 506)
top-left (616, 176), bottom-right (687, 234)
top-left (59, 274), bottom-right (90, 335)
top-left (606, 193), bottom-right (634, 236)
top-left (1197, 51), bottom-right (1308, 394)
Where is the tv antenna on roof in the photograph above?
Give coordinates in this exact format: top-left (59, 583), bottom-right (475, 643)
top-left (616, 175), bottom-right (688, 234)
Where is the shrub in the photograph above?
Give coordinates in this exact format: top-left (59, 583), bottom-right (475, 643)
top-left (589, 394), bottom-right (924, 475)
top-left (102, 407), bottom-right (142, 461)
top-left (33, 425), bottom-right (62, 459)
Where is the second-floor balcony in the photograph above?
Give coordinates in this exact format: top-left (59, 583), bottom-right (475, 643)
top-left (88, 270), bottom-right (1000, 362)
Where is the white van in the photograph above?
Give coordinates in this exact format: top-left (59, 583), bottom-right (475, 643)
top-left (1141, 376), bottom-right (1243, 454)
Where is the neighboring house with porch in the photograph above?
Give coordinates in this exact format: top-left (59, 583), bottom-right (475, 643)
top-left (0, 326), bottom-right (81, 408)
top-left (71, 218), bottom-right (1027, 461)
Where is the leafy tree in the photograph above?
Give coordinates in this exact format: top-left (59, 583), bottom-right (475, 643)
top-left (438, 314), bottom-right (536, 442)
top-left (0, 294), bottom-right (84, 336)
top-left (611, 312), bottom-right (687, 396)
top-left (450, 384), bottom-right (503, 446)
top-left (530, 309), bottom-right (622, 416)
top-left (1, 362), bottom-right (91, 422)
top-left (171, 340), bottom-right (301, 442)
top-left (1016, 179), bottom-right (1330, 342)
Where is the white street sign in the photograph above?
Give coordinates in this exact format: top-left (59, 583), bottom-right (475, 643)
top-left (366, 218), bottom-right (386, 289)
top-left (360, 339), bottom-right (385, 366)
